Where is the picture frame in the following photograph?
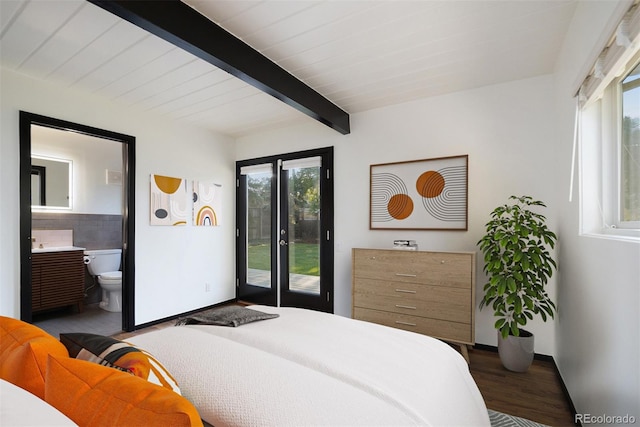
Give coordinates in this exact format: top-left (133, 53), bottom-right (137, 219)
top-left (150, 174), bottom-right (188, 226)
top-left (193, 180), bottom-right (222, 226)
top-left (370, 155), bottom-right (468, 230)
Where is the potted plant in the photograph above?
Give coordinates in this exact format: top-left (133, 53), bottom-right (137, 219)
top-left (477, 196), bottom-right (557, 372)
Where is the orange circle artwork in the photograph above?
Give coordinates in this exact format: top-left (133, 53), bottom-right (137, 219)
top-left (154, 175), bottom-right (182, 194)
top-left (416, 171), bottom-right (445, 198)
top-left (387, 194), bottom-right (414, 220)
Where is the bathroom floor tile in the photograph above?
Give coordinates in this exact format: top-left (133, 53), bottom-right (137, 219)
top-left (33, 304), bottom-right (121, 339)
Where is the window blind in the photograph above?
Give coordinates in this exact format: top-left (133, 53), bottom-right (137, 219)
top-left (577, 1), bottom-right (640, 107)
top-left (240, 163), bottom-right (272, 175)
top-left (570, 1), bottom-right (640, 201)
top-left (281, 156), bottom-right (321, 171)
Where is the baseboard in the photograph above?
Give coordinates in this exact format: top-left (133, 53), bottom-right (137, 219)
top-left (551, 360), bottom-right (581, 426)
top-left (472, 343), bottom-right (580, 425)
top-left (130, 298), bottom-right (237, 331)
top-left (472, 343), bottom-right (554, 362)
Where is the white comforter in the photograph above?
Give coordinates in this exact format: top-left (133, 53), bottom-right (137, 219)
top-left (128, 306), bottom-right (489, 427)
top-left (0, 380), bottom-right (77, 426)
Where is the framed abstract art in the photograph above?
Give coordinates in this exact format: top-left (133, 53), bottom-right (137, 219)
top-left (150, 174), bottom-right (188, 226)
top-left (370, 155), bottom-right (468, 230)
top-left (193, 180), bottom-right (222, 226)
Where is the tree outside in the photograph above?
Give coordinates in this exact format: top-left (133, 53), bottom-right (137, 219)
top-left (246, 168), bottom-right (320, 276)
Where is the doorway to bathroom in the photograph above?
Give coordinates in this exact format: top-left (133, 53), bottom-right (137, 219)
top-left (19, 112), bottom-right (136, 335)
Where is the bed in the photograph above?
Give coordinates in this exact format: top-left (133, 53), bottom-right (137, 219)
top-left (0, 379), bottom-right (77, 426)
top-left (127, 305), bottom-right (490, 426)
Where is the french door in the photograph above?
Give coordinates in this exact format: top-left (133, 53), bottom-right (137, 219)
top-left (236, 147), bottom-right (333, 313)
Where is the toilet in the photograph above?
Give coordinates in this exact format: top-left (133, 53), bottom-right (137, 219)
top-left (83, 249), bottom-right (122, 312)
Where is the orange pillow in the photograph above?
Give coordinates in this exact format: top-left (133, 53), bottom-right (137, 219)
top-left (0, 316), bottom-right (68, 399)
top-left (60, 333), bottom-right (180, 394)
top-left (45, 356), bottom-right (203, 427)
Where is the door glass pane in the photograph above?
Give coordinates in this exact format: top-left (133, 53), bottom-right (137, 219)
top-left (287, 165), bottom-right (320, 295)
top-left (247, 171), bottom-right (271, 288)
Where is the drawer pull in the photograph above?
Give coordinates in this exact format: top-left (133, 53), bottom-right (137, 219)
top-left (395, 304), bottom-right (416, 310)
top-left (395, 321), bottom-right (417, 327)
top-left (395, 289), bottom-right (416, 294)
top-left (395, 273), bottom-right (417, 277)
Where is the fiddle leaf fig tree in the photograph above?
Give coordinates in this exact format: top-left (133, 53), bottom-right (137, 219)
top-left (478, 196), bottom-right (558, 339)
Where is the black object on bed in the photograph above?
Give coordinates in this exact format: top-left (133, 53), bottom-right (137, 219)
top-left (175, 306), bottom-right (279, 327)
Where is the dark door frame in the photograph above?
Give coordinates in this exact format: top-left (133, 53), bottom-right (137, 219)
top-left (236, 147), bottom-right (334, 313)
top-left (19, 111), bottom-right (136, 331)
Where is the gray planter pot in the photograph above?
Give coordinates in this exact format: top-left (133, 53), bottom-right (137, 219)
top-left (497, 329), bottom-right (534, 372)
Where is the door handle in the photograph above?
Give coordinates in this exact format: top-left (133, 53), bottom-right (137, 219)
top-left (279, 239), bottom-right (288, 246)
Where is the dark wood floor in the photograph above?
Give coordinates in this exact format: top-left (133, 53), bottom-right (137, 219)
top-left (468, 347), bottom-right (575, 426)
top-left (115, 322), bottom-right (575, 427)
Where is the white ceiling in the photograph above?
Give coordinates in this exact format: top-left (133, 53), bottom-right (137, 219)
top-left (0, 0), bottom-right (577, 138)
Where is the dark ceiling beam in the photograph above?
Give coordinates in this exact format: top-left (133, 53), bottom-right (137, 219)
top-left (87, 0), bottom-right (350, 135)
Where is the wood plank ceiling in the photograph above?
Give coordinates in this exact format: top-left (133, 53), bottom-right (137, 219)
top-left (0, 0), bottom-right (577, 138)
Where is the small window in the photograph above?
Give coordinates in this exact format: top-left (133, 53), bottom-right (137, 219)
top-left (620, 61), bottom-right (640, 228)
top-left (580, 51), bottom-right (640, 239)
top-left (577, 2), bottom-right (640, 240)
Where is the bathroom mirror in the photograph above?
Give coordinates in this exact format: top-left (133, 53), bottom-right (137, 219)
top-left (31, 155), bottom-right (72, 209)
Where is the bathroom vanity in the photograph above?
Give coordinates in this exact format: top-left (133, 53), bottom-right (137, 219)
top-left (31, 248), bottom-right (85, 313)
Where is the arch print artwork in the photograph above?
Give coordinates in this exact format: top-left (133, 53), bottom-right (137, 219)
top-left (370, 155), bottom-right (468, 230)
top-left (193, 180), bottom-right (222, 226)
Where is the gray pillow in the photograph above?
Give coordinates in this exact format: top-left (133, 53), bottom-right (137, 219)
top-left (176, 306), bottom-right (278, 327)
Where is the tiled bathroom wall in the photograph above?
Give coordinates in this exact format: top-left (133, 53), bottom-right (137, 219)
top-left (32, 212), bottom-right (122, 250)
top-left (32, 212), bottom-right (123, 305)
top-left (31, 229), bottom-right (73, 248)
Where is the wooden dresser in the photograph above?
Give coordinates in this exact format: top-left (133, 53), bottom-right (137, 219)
top-left (32, 250), bottom-right (85, 313)
top-left (352, 248), bottom-right (475, 362)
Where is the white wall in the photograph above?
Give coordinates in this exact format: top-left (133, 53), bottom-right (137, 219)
top-left (237, 74), bottom-right (561, 355)
top-left (553, 0), bottom-right (640, 422)
top-left (0, 68), bottom-right (237, 324)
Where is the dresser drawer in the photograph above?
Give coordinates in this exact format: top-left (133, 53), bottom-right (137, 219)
top-left (353, 307), bottom-right (472, 344)
top-left (353, 249), bottom-right (472, 289)
top-left (353, 278), bottom-right (471, 324)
